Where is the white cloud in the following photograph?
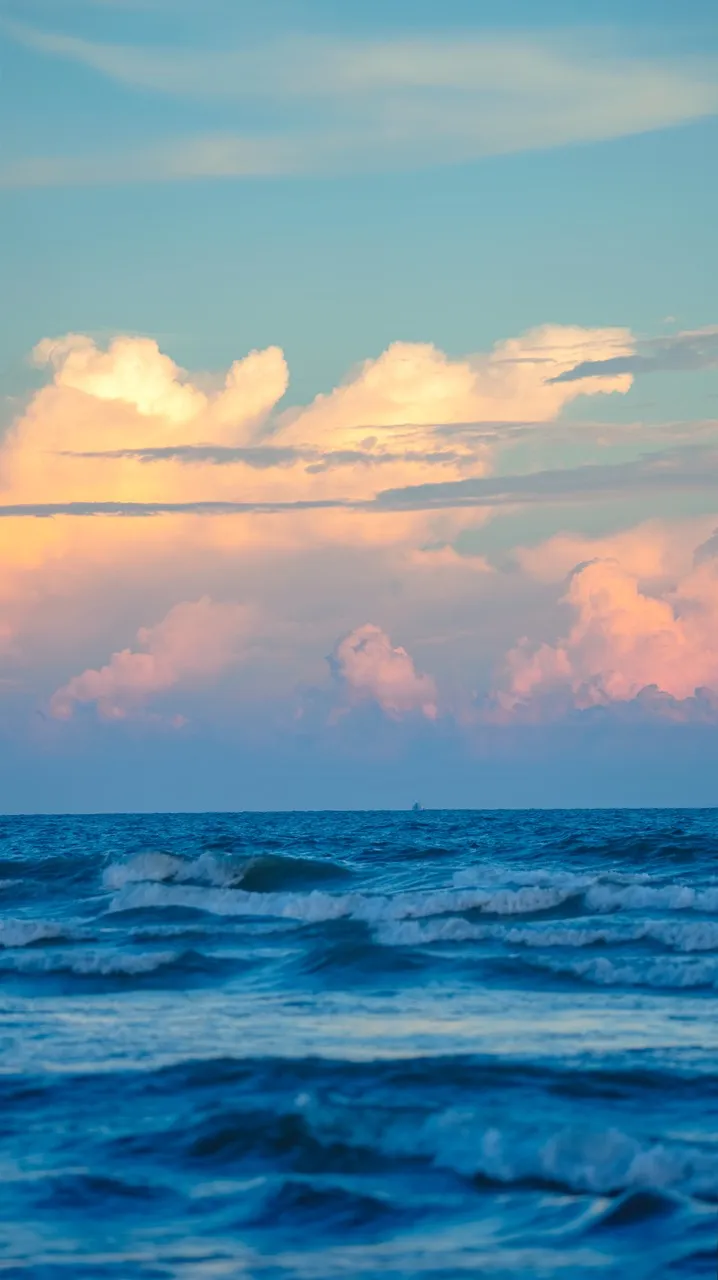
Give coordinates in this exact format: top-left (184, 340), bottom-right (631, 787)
top-left (285, 326), bottom-right (634, 450)
top-left (4, 27), bottom-right (718, 186)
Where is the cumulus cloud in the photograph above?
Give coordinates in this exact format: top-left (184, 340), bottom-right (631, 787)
top-left (499, 549), bottom-right (718, 716)
top-left (32, 334), bottom-right (288, 440)
top-left (0, 321), bottom-right (713, 738)
top-left (285, 327), bottom-right (633, 451)
top-left (2, 324), bottom-right (634, 526)
top-left (329, 624), bottom-right (438, 720)
top-left (50, 596), bottom-right (252, 722)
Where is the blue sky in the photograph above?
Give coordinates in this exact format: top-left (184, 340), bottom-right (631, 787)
top-left (1, 0), bottom-right (718, 809)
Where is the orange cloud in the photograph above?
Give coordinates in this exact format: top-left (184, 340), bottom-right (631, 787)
top-left (50, 596), bottom-right (253, 722)
top-left (4, 325), bottom-right (635, 517)
top-left (284, 325), bottom-right (634, 452)
top-left (0, 324), bottom-right (635, 607)
top-left (0, 323), bottom-right (642, 722)
top-left (32, 334), bottom-right (288, 439)
top-left (330, 623), bottom-right (438, 719)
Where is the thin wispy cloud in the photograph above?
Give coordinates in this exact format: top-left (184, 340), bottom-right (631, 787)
top-left (3, 444), bottom-right (718, 519)
top-left (0, 499), bottom-right (349, 518)
top-left (60, 444), bottom-right (466, 470)
top-left (4, 25), bottom-right (718, 186)
top-left (551, 327), bottom-right (718, 383)
top-left (374, 446), bottom-right (718, 511)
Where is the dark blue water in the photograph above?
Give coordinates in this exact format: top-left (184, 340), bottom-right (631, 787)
top-left (1, 809), bottom-right (717, 1278)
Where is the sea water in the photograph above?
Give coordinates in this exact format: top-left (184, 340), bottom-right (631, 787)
top-left (1, 808), bottom-right (716, 1277)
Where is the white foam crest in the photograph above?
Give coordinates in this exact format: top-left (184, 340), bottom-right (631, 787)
top-left (1, 948), bottom-right (181, 976)
top-left (375, 1110), bottom-right (718, 1199)
top-left (644, 919), bottom-right (718, 952)
top-left (376, 918), bottom-right (649, 950)
top-left (531, 953), bottom-right (718, 989)
top-left (374, 918), bottom-right (493, 947)
top-left (109, 881), bottom-right (350, 922)
top-left (103, 852), bottom-right (190, 890)
top-left (375, 914), bottom-right (718, 955)
top-left (367, 884), bottom-right (575, 922)
top-left (103, 850), bottom-right (238, 891)
top-left (0, 918), bottom-right (66, 948)
top-left (452, 867), bottom-right (593, 892)
top-left (585, 883), bottom-right (718, 914)
top-left (109, 879), bottom-right (575, 926)
top-left (500, 923), bottom-right (634, 949)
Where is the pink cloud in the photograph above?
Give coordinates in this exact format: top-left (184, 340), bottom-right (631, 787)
top-left (513, 520), bottom-right (711, 586)
top-left (330, 623), bottom-right (438, 719)
top-left (500, 550), bottom-right (718, 715)
top-left (50, 596), bottom-right (253, 722)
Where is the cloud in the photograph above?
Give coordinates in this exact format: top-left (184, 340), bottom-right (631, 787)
top-left (283, 327), bottom-right (633, 452)
top-left (374, 445), bottom-right (718, 511)
top-left (60, 443), bottom-right (467, 471)
top-left (2, 324), bottom-right (632, 522)
top-left (32, 334), bottom-right (288, 438)
top-left (514, 519), bottom-right (714, 585)
top-left (2, 321), bottom-right (716, 743)
top-left (329, 623), bottom-right (438, 720)
top-left (4, 445), bottom-right (718, 523)
top-left (50, 596), bottom-right (252, 721)
top-left (693, 528), bottom-right (718, 565)
top-left (0, 500), bottom-right (347, 517)
top-left (498, 547), bottom-right (718, 716)
top-left (550, 327), bottom-right (718, 383)
top-left (4, 28), bottom-right (718, 186)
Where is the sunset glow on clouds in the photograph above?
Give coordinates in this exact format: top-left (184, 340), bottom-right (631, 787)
top-left (501, 556), bottom-right (718, 717)
top-left (330, 624), bottom-right (438, 721)
top-left (50, 597), bottom-right (254, 724)
top-left (2, 1), bottom-right (718, 807)
top-left (2, 321), bottom-right (718, 740)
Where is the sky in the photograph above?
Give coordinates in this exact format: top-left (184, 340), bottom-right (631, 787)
top-left (1, 0), bottom-right (718, 811)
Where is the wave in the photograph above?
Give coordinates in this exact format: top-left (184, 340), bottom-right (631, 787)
top-left (33, 1171), bottom-right (175, 1210)
top-left (452, 868), bottom-right (598, 891)
top-left (173, 1098), bottom-right (718, 1202)
top-left (590, 1187), bottom-right (683, 1229)
top-left (585, 883), bottom-right (718, 913)
top-left (374, 916), bottom-right (718, 953)
top-left (241, 1177), bottom-right (401, 1232)
top-left (428, 1120), bottom-right (716, 1198)
top-left (0, 947), bottom-right (194, 977)
top-left (103, 849), bottom-right (351, 894)
top-left (524, 952), bottom-right (718, 990)
top-left (108, 880), bottom-right (579, 925)
top-left (103, 852), bottom-right (193, 890)
top-left (455, 868), bottom-right (718, 913)
top-left (642, 919), bottom-right (718, 951)
top-left (107, 871), bottom-right (718, 946)
top-left (0, 918), bottom-right (73, 948)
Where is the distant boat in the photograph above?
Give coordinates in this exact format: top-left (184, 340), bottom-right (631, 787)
top-left (411, 802), bottom-right (424, 813)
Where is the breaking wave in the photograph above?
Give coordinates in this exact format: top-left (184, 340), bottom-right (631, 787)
top-left (0, 947), bottom-right (195, 977)
top-left (7, 808), bottom-right (718, 1279)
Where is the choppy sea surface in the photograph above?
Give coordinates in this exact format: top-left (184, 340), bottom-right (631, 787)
top-left (1, 809), bottom-right (717, 1279)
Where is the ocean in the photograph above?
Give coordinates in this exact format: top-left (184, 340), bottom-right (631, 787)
top-left (1, 808), bottom-right (717, 1278)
